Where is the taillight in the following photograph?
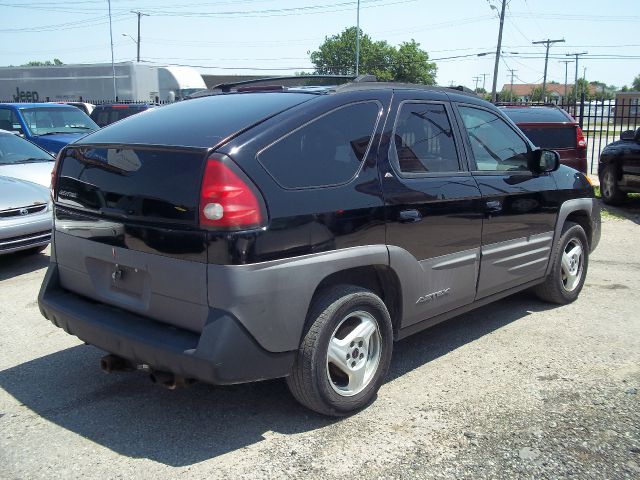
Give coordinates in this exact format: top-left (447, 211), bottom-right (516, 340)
top-left (50, 150), bottom-right (63, 199)
top-left (199, 155), bottom-right (264, 230)
top-left (576, 126), bottom-right (587, 148)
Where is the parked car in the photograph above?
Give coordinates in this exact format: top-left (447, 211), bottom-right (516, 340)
top-left (51, 102), bottom-right (96, 116)
top-left (0, 103), bottom-right (98, 154)
top-left (0, 129), bottom-right (55, 186)
top-left (500, 105), bottom-right (588, 173)
top-left (0, 175), bottom-right (51, 255)
top-left (39, 77), bottom-right (600, 416)
top-left (598, 127), bottom-right (640, 204)
top-left (90, 103), bottom-right (155, 127)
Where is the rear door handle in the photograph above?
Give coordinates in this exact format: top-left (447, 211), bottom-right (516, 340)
top-left (485, 200), bottom-right (502, 213)
top-left (399, 209), bottom-right (422, 224)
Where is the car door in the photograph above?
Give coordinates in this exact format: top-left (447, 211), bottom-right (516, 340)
top-left (381, 91), bottom-right (484, 328)
top-left (454, 103), bottom-right (560, 299)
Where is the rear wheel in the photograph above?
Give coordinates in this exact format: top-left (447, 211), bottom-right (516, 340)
top-left (534, 222), bottom-right (588, 304)
top-left (286, 285), bottom-right (393, 416)
top-left (600, 164), bottom-right (626, 205)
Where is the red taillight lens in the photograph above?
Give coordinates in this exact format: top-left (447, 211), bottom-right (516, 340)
top-left (199, 156), bottom-right (263, 229)
top-left (576, 126), bottom-right (587, 148)
top-left (50, 150), bottom-right (63, 199)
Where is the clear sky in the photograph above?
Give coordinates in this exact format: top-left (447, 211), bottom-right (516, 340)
top-left (1, 0), bottom-right (639, 91)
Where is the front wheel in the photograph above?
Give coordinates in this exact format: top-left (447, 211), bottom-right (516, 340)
top-left (534, 222), bottom-right (588, 304)
top-left (600, 164), bottom-right (626, 205)
top-left (286, 285), bottom-right (393, 416)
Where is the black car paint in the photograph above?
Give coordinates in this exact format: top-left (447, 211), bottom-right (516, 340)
top-left (42, 84), bottom-right (598, 383)
top-left (598, 130), bottom-right (640, 193)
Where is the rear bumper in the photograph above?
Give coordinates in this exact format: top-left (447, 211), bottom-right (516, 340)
top-left (38, 263), bottom-right (295, 385)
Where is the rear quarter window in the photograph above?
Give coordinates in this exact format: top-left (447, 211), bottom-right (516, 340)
top-left (257, 101), bottom-right (381, 189)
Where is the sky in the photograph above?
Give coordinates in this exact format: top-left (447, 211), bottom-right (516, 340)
top-left (1, 0), bottom-right (639, 91)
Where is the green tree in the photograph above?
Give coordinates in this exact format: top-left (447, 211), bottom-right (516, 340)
top-left (22, 58), bottom-right (63, 66)
top-left (568, 78), bottom-right (593, 102)
top-left (310, 27), bottom-right (436, 84)
top-left (530, 86), bottom-right (545, 102)
top-left (632, 74), bottom-right (640, 91)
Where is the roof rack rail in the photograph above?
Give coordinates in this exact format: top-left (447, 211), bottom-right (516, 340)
top-left (213, 75), bottom-right (358, 93)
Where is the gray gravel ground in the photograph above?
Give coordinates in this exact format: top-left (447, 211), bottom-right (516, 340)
top-left (1, 200), bottom-right (639, 479)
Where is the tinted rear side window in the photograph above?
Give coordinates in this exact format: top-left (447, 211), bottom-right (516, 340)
top-left (258, 101), bottom-right (381, 189)
top-left (392, 102), bottom-right (460, 174)
top-left (77, 93), bottom-right (313, 148)
top-left (519, 126), bottom-right (577, 149)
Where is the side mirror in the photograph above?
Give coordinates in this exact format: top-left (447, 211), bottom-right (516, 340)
top-left (531, 149), bottom-right (560, 173)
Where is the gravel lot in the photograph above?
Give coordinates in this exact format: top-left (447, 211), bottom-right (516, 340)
top-left (1, 200), bottom-right (639, 479)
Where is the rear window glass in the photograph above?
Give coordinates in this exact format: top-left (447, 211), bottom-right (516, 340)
top-left (258, 101), bottom-right (381, 189)
top-left (77, 93), bottom-right (314, 148)
top-left (501, 107), bottom-right (572, 123)
top-left (519, 126), bottom-right (577, 149)
top-left (57, 147), bottom-right (205, 224)
top-left (91, 108), bottom-right (142, 127)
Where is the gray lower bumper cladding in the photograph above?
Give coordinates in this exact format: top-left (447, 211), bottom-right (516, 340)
top-left (38, 264), bottom-right (295, 385)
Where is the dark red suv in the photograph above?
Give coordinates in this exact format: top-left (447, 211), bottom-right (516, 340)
top-left (500, 105), bottom-right (587, 173)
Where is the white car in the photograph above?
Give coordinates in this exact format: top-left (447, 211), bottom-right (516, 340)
top-left (0, 130), bottom-right (53, 254)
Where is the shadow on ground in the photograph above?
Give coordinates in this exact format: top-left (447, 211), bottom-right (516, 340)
top-left (0, 292), bottom-right (554, 467)
top-left (0, 249), bottom-right (49, 282)
top-left (600, 196), bottom-right (640, 225)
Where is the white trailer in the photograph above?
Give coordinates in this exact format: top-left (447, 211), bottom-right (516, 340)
top-left (0, 62), bottom-right (206, 103)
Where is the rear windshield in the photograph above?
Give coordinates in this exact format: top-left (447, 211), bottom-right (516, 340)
top-left (77, 93), bottom-right (315, 148)
top-left (519, 126), bottom-right (577, 149)
top-left (91, 108), bottom-right (145, 128)
top-left (501, 107), bottom-right (572, 123)
top-left (57, 146), bottom-right (205, 224)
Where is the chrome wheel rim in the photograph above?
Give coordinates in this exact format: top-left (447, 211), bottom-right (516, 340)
top-left (602, 169), bottom-right (615, 199)
top-left (561, 238), bottom-right (584, 292)
top-left (326, 310), bottom-right (382, 397)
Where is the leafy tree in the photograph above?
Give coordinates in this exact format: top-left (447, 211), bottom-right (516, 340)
top-left (567, 78), bottom-right (593, 102)
top-left (633, 74), bottom-right (640, 91)
top-left (22, 58), bottom-right (63, 66)
top-left (530, 86), bottom-right (545, 102)
top-left (310, 27), bottom-right (436, 84)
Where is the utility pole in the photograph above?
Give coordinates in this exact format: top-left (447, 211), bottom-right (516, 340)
top-left (355, 0), bottom-right (361, 75)
top-left (473, 76), bottom-right (481, 92)
top-left (490, 0), bottom-right (507, 103)
top-left (131, 10), bottom-right (149, 63)
top-left (566, 52), bottom-right (587, 99)
top-left (507, 69), bottom-right (517, 102)
top-left (559, 60), bottom-right (573, 102)
top-left (108, 0), bottom-right (116, 101)
top-left (532, 38), bottom-right (565, 101)
top-left (480, 73), bottom-right (490, 92)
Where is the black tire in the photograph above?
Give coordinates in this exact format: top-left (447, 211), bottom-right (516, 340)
top-left (600, 164), bottom-right (626, 205)
top-left (534, 222), bottom-right (589, 304)
top-left (286, 285), bottom-right (393, 416)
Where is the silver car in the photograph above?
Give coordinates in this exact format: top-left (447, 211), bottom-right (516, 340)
top-left (0, 130), bottom-right (53, 254)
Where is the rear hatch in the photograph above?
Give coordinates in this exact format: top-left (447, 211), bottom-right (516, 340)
top-left (52, 92), bottom-right (314, 333)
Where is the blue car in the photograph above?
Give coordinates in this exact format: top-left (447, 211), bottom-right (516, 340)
top-left (0, 103), bottom-right (99, 154)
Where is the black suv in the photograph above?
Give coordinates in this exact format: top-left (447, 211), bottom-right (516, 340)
top-left (598, 127), bottom-right (640, 204)
top-left (39, 77), bottom-right (600, 416)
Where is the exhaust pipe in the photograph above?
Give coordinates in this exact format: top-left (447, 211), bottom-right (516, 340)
top-left (100, 354), bottom-right (133, 373)
top-left (149, 370), bottom-right (195, 390)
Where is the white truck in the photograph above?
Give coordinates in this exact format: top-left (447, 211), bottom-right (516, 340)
top-left (0, 62), bottom-right (206, 103)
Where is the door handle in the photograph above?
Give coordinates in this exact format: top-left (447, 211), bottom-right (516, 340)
top-left (485, 200), bottom-right (502, 213)
top-left (399, 209), bottom-right (422, 224)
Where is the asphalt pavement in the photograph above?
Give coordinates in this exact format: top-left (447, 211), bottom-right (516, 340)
top-left (1, 200), bottom-right (639, 479)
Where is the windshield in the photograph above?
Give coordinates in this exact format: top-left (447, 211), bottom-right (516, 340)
top-left (21, 107), bottom-right (99, 136)
top-left (0, 133), bottom-right (53, 165)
